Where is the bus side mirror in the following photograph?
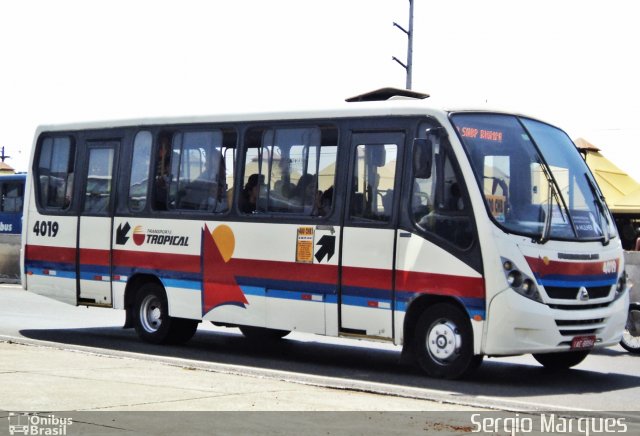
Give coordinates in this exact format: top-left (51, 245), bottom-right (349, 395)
top-left (413, 138), bottom-right (432, 179)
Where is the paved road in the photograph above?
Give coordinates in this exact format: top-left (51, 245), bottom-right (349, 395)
top-left (1, 285), bottom-right (639, 417)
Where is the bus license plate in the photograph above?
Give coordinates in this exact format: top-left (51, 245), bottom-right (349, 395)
top-left (571, 335), bottom-right (596, 349)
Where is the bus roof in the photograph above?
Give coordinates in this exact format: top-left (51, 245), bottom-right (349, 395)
top-left (32, 96), bottom-right (546, 134)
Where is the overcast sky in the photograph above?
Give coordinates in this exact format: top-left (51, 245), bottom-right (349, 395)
top-left (1, 0), bottom-right (638, 179)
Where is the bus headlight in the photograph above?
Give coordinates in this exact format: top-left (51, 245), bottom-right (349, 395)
top-left (501, 257), bottom-right (543, 304)
top-left (614, 271), bottom-right (629, 300)
top-left (506, 270), bottom-right (523, 287)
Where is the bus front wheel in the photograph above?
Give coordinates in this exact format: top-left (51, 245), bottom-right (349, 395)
top-left (413, 303), bottom-right (481, 379)
top-left (133, 283), bottom-right (198, 345)
top-left (532, 350), bottom-right (590, 370)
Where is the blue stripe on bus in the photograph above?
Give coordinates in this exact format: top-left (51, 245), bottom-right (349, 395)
top-left (78, 265), bottom-right (110, 281)
top-left (342, 295), bottom-right (392, 310)
top-left (27, 267), bottom-right (76, 280)
top-left (394, 294), bottom-right (486, 319)
top-left (341, 285), bottom-right (393, 300)
top-left (536, 278), bottom-right (616, 287)
top-left (27, 261), bottom-right (486, 317)
top-left (25, 260), bottom-right (75, 272)
top-left (241, 286), bottom-right (334, 303)
top-left (236, 276), bottom-right (337, 294)
top-left (162, 278), bottom-right (201, 290)
top-left (79, 272), bottom-right (108, 281)
top-left (112, 266), bottom-right (201, 283)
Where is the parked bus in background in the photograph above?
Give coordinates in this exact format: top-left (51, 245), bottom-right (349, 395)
top-left (0, 173), bottom-right (25, 282)
top-left (21, 89), bottom-right (630, 378)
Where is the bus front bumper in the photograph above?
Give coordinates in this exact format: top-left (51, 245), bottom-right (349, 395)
top-left (483, 288), bottom-right (629, 356)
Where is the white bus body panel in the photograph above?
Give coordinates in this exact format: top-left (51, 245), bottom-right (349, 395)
top-left (341, 227), bottom-right (395, 338)
top-left (78, 216), bottom-right (112, 306)
top-left (23, 210), bottom-right (78, 306)
top-left (111, 218), bottom-right (338, 336)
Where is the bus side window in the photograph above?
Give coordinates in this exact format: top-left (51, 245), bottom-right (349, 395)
top-left (222, 131), bottom-right (237, 211)
top-left (35, 136), bottom-right (75, 210)
top-left (168, 130), bottom-right (226, 212)
top-left (349, 143), bottom-right (397, 222)
top-left (240, 126), bottom-right (337, 217)
top-left (128, 131), bottom-right (152, 212)
top-left (1, 182), bottom-right (24, 213)
top-left (83, 147), bottom-right (115, 215)
top-left (240, 139), bottom-right (269, 214)
top-left (413, 142), bottom-right (474, 249)
top-left (153, 133), bottom-right (172, 210)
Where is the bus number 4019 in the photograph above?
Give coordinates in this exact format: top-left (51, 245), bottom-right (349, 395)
top-left (33, 220), bottom-right (59, 238)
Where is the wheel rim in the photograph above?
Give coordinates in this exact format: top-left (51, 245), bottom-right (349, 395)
top-left (622, 311), bottom-right (640, 350)
top-left (426, 318), bottom-right (462, 364)
top-left (139, 294), bottom-right (163, 333)
top-left (621, 331), bottom-right (640, 350)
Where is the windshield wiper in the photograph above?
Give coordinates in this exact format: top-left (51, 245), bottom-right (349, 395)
top-left (536, 160), bottom-right (576, 244)
top-left (584, 172), bottom-right (610, 245)
top-left (539, 179), bottom-right (554, 243)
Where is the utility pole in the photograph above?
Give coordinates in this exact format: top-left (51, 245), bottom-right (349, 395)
top-left (0, 146), bottom-right (11, 162)
top-left (392, 0), bottom-right (414, 89)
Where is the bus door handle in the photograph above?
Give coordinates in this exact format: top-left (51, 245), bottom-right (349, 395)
top-left (316, 225), bottom-right (335, 234)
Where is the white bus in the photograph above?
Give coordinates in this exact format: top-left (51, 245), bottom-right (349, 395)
top-left (21, 88), bottom-right (629, 378)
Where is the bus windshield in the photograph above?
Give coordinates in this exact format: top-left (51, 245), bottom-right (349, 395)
top-left (451, 113), bottom-right (616, 243)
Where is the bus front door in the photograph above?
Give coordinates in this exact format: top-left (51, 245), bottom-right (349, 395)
top-left (339, 132), bottom-right (404, 339)
top-left (77, 141), bottom-right (119, 307)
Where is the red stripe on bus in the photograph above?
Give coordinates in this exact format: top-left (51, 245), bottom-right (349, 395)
top-left (342, 266), bottom-right (393, 289)
top-left (25, 245), bottom-right (76, 263)
top-left (231, 258), bottom-right (338, 283)
top-left (113, 249), bottom-right (201, 274)
top-left (524, 256), bottom-right (617, 277)
top-left (396, 270), bottom-right (485, 299)
top-left (80, 248), bottom-right (110, 266)
top-left (29, 245), bottom-right (483, 298)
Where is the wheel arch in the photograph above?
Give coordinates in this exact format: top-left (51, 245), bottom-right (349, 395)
top-left (402, 294), bottom-right (472, 353)
top-left (123, 273), bottom-right (165, 328)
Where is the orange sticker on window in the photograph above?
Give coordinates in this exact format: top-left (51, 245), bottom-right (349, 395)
top-left (296, 226), bottom-right (315, 263)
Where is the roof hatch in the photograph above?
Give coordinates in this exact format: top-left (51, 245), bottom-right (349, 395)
top-left (345, 87), bottom-right (429, 102)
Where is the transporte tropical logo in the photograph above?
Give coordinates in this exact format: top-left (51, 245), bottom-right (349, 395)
top-left (115, 222), bottom-right (189, 247)
top-left (133, 225), bottom-right (145, 245)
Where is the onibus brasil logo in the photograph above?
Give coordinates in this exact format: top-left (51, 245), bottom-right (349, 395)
top-left (8, 413), bottom-right (72, 435)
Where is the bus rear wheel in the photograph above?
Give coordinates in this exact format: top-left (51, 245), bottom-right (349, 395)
top-left (532, 350), bottom-right (590, 370)
top-left (413, 303), bottom-right (482, 379)
top-left (133, 283), bottom-right (198, 345)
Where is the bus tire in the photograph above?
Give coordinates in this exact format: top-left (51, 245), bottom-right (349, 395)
top-left (133, 283), bottom-right (198, 345)
top-left (532, 350), bottom-right (590, 370)
top-left (239, 326), bottom-right (290, 341)
top-left (620, 305), bottom-right (640, 354)
top-left (413, 303), bottom-right (481, 379)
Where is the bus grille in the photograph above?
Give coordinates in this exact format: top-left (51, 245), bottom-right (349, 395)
top-left (544, 285), bottom-right (611, 300)
top-left (548, 302), bottom-right (611, 310)
top-left (555, 318), bottom-right (606, 336)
